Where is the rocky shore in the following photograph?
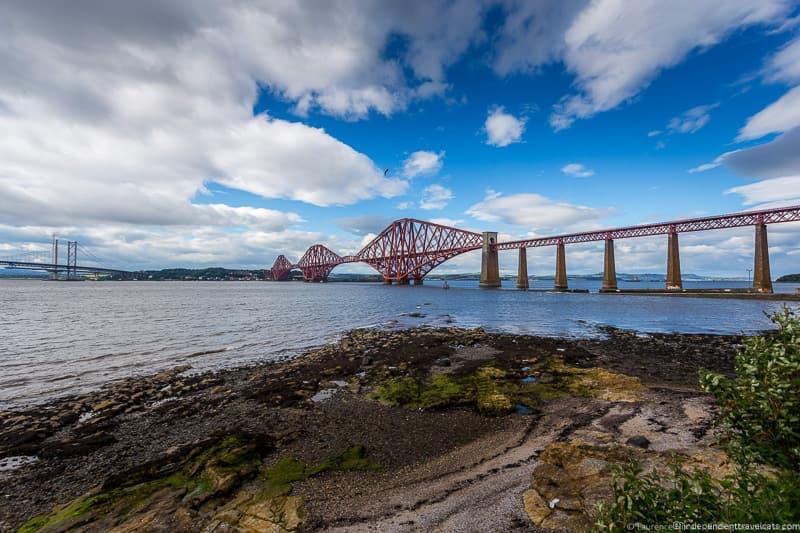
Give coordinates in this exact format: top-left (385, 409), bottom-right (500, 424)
top-left (0, 326), bottom-right (744, 532)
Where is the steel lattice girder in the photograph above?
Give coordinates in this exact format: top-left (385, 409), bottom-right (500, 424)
top-left (356, 218), bottom-right (483, 281)
top-left (496, 205), bottom-right (800, 250)
top-left (297, 244), bottom-right (343, 281)
top-left (270, 254), bottom-right (294, 281)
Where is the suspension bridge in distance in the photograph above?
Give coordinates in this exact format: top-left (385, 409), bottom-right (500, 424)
top-left (269, 204), bottom-right (800, 295)
top-left (0, 237), bottom-right (134, 279)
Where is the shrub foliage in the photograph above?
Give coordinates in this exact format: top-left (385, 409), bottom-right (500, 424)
top-left (595, 308), bottom-right (800, 531)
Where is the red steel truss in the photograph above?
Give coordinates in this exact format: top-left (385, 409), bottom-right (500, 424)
top-left (269, 254), bottom-right (294, 281)
top-left (496, 205), bottom-right (800, 250)
top-left (296, 244), bottom-right (344, 282)
top-left (357, 218), bottom-right (483, 282)
top-left (268, 205), bottom-right (800, 282)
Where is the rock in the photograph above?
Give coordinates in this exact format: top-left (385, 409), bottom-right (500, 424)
top-left (522, 489), bottom-right (551, 525)
top-left (92, 399), bottom-right (119, 411)
top-left (626, 435), bottom-right (651, 449)
top-left (40, 430), bottom-right (117, 458)
top-left (434, 357), bottom-right (451, 367)
top-left (241, 495), bottom-right (304, 532)
top-left (477, 392), bottom-right (513, 415)
top-left (549, 359), bottom-right (645, 402)
top-left (524, 441), bottom-right (646, 530)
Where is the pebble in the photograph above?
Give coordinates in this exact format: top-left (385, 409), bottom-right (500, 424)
top-left (625, 435), bottom-right (651, 449)
top-left (0, 456), bottom-right (38, 471)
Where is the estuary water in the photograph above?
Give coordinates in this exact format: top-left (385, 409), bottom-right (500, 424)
top-left (2, 279), bottom-right (799, 408)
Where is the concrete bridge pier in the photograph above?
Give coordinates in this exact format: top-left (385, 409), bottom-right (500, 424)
top-left (479, 231), bottom-right (501, 288)
top-left (516, 248), bottom-right (529, 289)
top-left (601, 238), bottom-right (618, 292)
top-left (383, 279), bottom-right (393, 285)
top-left (666, 230), bottom-right (682, 290)
top-left (413, 277), bottom-right (424, 285)
top-left (753, 222), bottom-right (773, 293)
top-left (554, 241), bottom-right (568, 290)
top-left (397, 277), bottom-right (410, 285)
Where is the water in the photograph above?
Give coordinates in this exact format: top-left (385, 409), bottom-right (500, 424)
top-left (1, 279), bottom-right (799, 408)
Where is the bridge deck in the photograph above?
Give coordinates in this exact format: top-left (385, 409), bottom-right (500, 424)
top-left (496, 205), bottom-right (800, 250)
top-left (0, 260), bottom-right (131, 275)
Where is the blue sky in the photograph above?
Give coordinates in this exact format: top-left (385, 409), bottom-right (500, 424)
top-left (1, 1), bottom-right (799, 276)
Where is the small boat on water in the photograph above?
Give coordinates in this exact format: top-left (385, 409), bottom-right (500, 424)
top-left (442, 280), bottom-right (450, 289)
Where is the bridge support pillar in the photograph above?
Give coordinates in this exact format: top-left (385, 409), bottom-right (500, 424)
top-left (413, 278), bottom-right (424, 285)
top-left (554, 241), bottom-right (568, 290)
top-left (601, 239), bottom-right (618, 292)
top-left (516, 248), bottom-right (528, 289)
top-left (397, 277), bottom-right (410, 285)
top-left (666, 230), bottom-right (682, 290)
top-left (753, 222), bottom-right (773, 293)
top-left (383, 279), bottom-right (393, 285)
top-left (479, 231), bottom-right (501, 288)
top-left (50, 236), bottom-right (59, 280)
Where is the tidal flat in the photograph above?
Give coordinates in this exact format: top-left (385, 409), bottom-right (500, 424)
top-left (0, 326), bottom-right (743, 532)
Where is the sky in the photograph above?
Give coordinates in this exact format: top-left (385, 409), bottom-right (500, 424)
top-left (1, 0), bottom-right (800, 277)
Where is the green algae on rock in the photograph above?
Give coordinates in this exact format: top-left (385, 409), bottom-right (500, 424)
top-left (371, 358), bottom-right (645, 416)
top-left (372, 365), bottom-right (521, 415)
top-left (17, 437), bottom-right (378, 533)
top-left (208, 445), bottom-right (379, 532)
top-left (545, 358), bottom-right (645, 402)
top-left (265, 445), bottom-right (380, 492)
top-left (18, 432), bottom-right (271, 532)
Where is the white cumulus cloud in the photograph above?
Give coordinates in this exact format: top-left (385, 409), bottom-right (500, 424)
top-left (484, 107), bottom-right (526, 147)
top-left (737, 86), bottom-right (800, 141)
top-left (420, 184), bottom-right (454, 210)
top-left (667, 103), bottom-right (719, 134)
top-left (548, 0), bottom-right (789, 129)
top-left (726, 176), bottom-right (800, 206)
top-left (466, 191), bottom-right (610, 233)
top-left (403, 151), bottom-right (445, 178)
top-left (764, 35), bottom-right (800, 84)
top-left (561, 163), bottom-right (595, 177)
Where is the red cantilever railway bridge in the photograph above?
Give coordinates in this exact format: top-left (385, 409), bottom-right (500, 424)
top-left (269, 204), bottom-right (800, 293)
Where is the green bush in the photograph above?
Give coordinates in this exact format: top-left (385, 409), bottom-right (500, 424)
top-left (595, 460), bottom-right (800, 531)
top-left (700, 308), bottom-right (800, 469)
top-left (595, 309), bottom-right (800, 531)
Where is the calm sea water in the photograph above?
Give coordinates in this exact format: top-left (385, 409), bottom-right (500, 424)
top-left (2, 279), bottom-right (799, 408)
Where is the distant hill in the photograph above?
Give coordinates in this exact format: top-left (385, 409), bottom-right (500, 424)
top-left (327, 273), bottom-right (383, 282)
top-left (137, 268), bottom-right (266, 281)
top-left (777, 274), bottom-right (800, 282)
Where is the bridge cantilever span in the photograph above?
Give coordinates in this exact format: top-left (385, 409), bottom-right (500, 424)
top-left (267, 205), bottom-right (800, 293)
top-left (357, 218), bottom-right (483, 284)
top-left (267, 218), bottom-right (482, 283)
